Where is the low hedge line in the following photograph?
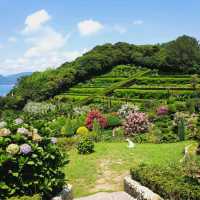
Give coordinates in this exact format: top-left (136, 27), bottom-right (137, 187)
top-left (69, 87), bottom-right (105, 94)
top-left (134, 77), bottom-right (192, 85)
top-left (128, 85), bottom-right (194, 90)
top-left (131, 164), bottom-right (200, 200)
top-left (114, 89), bottom-right (195, 99)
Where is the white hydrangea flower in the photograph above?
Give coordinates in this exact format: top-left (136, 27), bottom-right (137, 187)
top-left (0, 121), bottom-right (7, 128)
top-left (15, 118), bottom-right (24, 125)
top-left (17, 127), bottom-right (32, 137)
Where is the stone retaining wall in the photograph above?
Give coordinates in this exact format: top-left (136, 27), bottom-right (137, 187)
top-left (124, 176), bottom-right (163, 200)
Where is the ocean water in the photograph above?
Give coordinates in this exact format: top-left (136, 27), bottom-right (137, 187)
top-left (0, 84), bottom-right (14, 96)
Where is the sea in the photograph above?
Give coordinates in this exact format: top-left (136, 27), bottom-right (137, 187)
top-left (0, 84), bottom-right (14, 96)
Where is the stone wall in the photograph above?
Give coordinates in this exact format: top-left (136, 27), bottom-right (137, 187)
top-left (124, 176), bottom-right (163, 200)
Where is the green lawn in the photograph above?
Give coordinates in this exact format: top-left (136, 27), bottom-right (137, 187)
top-left (64, 141), bottom-right (195, 197)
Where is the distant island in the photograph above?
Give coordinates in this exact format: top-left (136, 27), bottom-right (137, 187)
top-left (0, 72), bottom-right (32, 96)
top-left (0, 72), bottom-right (32, 85)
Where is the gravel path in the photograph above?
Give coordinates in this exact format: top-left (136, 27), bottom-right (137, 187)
top-left (75, 192), bottom-right (136, 200)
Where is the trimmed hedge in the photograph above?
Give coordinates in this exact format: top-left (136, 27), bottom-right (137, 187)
top-left (114, 89), bottom-right (195, 99)
top-left (131, 164), bottom-right (200, 200)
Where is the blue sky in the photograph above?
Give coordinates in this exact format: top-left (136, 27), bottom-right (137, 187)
top-left (0, 0), bottom-right (199, 75)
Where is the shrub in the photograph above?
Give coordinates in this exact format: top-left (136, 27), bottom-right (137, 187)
top-left (85, 110), bottom-right (107, 130)
top-left (61, 116), bottom-right (85, 137)
top-left (57, 137), bottom-right (80, 151)
top-left (77, 137), bottom-right (94, 154)
top-left (23, 101), bottom-right (56, 116)
top-left (131, 163), bottom-right (200, 200)
top-left (174, 101), bottom-right (186, 111)
top-left (183, 158), bottom-right (200, 184)
top-left (0, 120), bottom-right (67, 199)
top-left (117, 103), bottom-right (139, 119)
top-left (76, 126), bottom-right (89, 136)
top-left (156, 106), bottom-right (169, 116)
top-left (123, 112), bottom-right (149, 136)
top-left (106, 113), bottom-right (122, 127)
top-left (168, 104), bottom-right (176, 114)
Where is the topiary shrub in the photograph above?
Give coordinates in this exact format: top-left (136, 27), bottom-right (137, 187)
top-left (123, 112), bottom-right (149, 136)
top-left (85, 110), bottom-right (107, 130)
top-left (77, 137), bottom-right (94, 154)
top-left (0, 120), bottom-right (67, 199)
top-left (76, 126), bottom-right (89, 136)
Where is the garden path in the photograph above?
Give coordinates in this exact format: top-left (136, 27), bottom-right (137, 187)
top-left (75, 192), bottom-right (135, 200)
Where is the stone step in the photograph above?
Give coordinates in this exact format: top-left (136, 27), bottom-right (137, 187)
top-left (75, 192), bottom-right (136, 200)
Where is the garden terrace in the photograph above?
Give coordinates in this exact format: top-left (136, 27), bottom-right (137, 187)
top-left (52, 66), bottom-right (150, 105)
top-left (131, 77), bottom-right (194, 85)
top-left (128, 84), bottom-right (195, 90)
top-left (113, 89), bottom-right (195, 100)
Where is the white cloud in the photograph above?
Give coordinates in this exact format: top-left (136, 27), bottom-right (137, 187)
top-left (0, 10), bottom-right (88, 75)
top-left (0, 49), bottom-right (85, 75)
top-left (78, 19), bottom-right (104, 36)
top-left (23, 9), bottom-right (51, 33)
top-left (8, 37), bottom-right (17, 43)
top-left (113, 25), bottom-right (127, 34)
top-left (133, 20), bottom-right (144, 25)
top-left (24, 27), bottom-right (70, 58)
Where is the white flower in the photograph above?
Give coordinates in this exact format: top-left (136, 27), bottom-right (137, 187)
top-left (15, 118), bottom-right (24, 125)
top-left (0, 121), bottom-right (7, 128)
top-left (17, 127), bottom-right (32, 137)
top-left (118, 103), bottom-right (139, 119)
top-left (23, 101), bottom-right (56, 115)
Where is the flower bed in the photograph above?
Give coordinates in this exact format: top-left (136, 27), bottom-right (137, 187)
top-left (0, 120), bottom-right (67, 199)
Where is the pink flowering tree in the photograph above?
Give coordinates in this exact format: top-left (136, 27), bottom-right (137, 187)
top-left (123, 111), bottom-right (149, 136)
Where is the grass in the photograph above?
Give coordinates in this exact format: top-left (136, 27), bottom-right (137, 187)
top-left (64, 141), bottom-right (195, 197)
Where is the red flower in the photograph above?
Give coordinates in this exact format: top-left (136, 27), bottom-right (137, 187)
top-left (85, 110), bottom-right (108, 129)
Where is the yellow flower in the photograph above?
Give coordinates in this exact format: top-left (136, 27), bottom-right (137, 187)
top-left (6, 144), bottom-right (19, 155)
top-left (76, 126), bottom-right (89, 136)
top-left (32, 133), bottom-right (42, 142)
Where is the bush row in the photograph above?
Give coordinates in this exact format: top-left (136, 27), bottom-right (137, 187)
top-left (131, 164), bottom-right (200, 200)
top-left (114, 89), bottom-right (195, 99)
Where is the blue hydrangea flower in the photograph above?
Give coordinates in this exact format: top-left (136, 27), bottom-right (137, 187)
top-left (20, 144), bottom-right (32, 155)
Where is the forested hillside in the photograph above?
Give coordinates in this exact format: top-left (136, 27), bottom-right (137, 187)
top-left (1, 35), bottom-right (200, 109)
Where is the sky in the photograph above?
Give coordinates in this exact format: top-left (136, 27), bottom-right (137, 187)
top-left (0, 0), bottom-right (200, 75)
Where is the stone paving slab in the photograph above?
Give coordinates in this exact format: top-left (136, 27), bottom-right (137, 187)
top-left (75, 192), bottom-right (136, 200)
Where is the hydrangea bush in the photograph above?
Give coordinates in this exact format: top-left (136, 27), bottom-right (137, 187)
top-left (123, 111), bottom-right (149, 136)
top-left (0, 119), bottom-right (67, 199)
top-left (85, 110), bottom-right (107, 130)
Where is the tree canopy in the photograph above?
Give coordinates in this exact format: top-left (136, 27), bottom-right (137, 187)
top-left (2, 35), bottom-right (200, 109)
